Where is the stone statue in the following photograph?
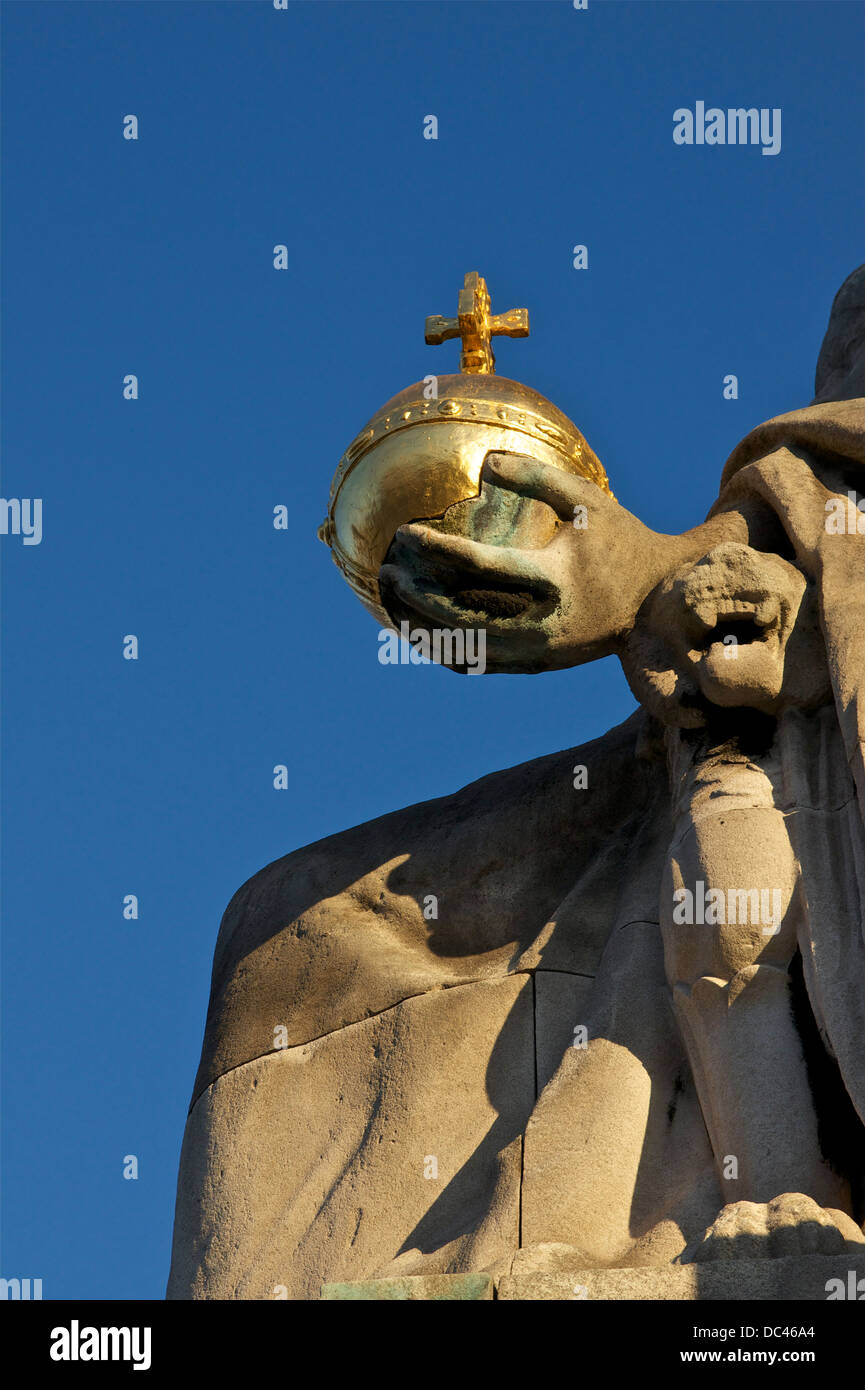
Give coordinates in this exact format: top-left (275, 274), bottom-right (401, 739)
top-left (168, 265), bottom-right (865, 1300)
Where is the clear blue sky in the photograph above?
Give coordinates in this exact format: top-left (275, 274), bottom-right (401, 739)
top-left (2, 0), bottom-right (863, 1300)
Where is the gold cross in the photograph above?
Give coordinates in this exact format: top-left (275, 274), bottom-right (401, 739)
top-left (424, 272), bottom-right (529, 375)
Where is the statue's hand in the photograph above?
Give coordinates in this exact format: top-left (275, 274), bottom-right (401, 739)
top-left (379, 451), bottom-right (658, 674)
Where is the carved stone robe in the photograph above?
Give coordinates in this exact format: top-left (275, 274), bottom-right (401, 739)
top-left (167, 398), bottom-right (865, 1298)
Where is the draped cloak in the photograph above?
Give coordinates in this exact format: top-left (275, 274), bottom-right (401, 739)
top-left (167, 397), bottom-right (865, 1299)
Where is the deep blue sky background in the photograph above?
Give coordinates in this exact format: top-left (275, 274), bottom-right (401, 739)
top-left (2, 0), bottom-right (863, 1300)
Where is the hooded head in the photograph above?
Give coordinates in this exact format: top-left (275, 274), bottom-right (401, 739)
top-left (813, 263), bottom-right (865, 404)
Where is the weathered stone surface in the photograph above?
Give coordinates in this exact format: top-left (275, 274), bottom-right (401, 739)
top-left (168, 976), bottom-right (533, 1300)
top-left (188, 713), bottom-right (668, 1106)
top-left (522, 920), bottom-right (719, 1267)
top-left (534, 970), bottom-right (594, 1093)
top-left (321, 1273), bottom-right (492, 1300)
top-left (497, 1251), bottom-right (865, 1301)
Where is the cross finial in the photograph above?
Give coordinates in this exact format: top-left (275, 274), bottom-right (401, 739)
top-left (424, 272), bottom-right (529, 375)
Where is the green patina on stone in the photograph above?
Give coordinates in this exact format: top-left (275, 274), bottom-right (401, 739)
top-left (321, 1273), bottom-right (493, 1301)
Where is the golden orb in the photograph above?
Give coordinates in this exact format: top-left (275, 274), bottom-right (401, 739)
top-left (318, 273), bottom-right (612, 627)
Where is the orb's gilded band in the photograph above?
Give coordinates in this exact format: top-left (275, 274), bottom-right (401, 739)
top-left (328, 389), bottom-right (611, 508)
